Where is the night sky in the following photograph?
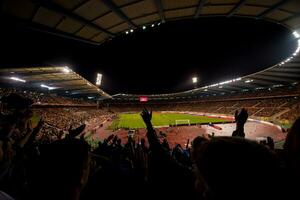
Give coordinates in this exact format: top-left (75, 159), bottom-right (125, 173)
top-left (0, 16), bottom-right (297, 95)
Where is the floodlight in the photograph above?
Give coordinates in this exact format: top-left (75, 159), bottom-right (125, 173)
top-left (126, 31), bottom-right (129, 34)
top-left (10, 77), bottom-right (26, 83)
top-left (293, 31), bottom-right (300, 39)
top-left (62, 67), bottom-right (71, 73)
top-left (41, 84), bottom-right (56, 90)
top-left (96, 73), bottom-right (102, 86)
top-left (130, 29), bottom-right (134, 33)
top-left (192, 77), bottom-right (198, 83)
top-left (142, 26), bottom-right (146, 30)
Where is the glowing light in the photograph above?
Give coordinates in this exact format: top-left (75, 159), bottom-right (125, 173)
top-left (10, 77), bottom-right (26, 83)
top-left (293, 31), bottom-right (300, 39)
top-left (96, 73), bottom-right (102, 86)
top-left (41, 84), bottom-right (56, 90)
top-left (62, 67), bottom-right (71, 73)
top-left (125, 31), bottom-right (129, 34)
top-left (245, 79), bottom-right (253, 83)
top-left (142, 26), bottom-right (146, 30)
top-left (151, 24), bottom-right (155, 27)
top-left (130, 29), bottom-right (134, 33)
top-left (192, 77), bottom-right (198, 83)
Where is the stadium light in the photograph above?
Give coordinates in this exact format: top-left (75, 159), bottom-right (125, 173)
top-left (142, 26), bottom-right (146, 30)
top-left (125, 31), bottom-right (129, 34)
top-left (41, 84), bottom-right (56, 90)
top-left (62, 66), bottom-right (71, 73)
top-left (158, 22), bottom-right (161, 26)
top-left (10, 77), bottom-right (26, 83)
top-left (130, 29), bottom-right (134, 33)
top-left (96, 73), bottom-right (102, 86)
top-left (293, 31), bottom-right (300, 39)
top-left (192, 77), bottom-right (198, 84)
top-left (151, 24), bottom-right (155, 27)
top-left (245, 79), bottom-right (253, 83)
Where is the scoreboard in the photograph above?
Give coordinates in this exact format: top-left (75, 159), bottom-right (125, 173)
top-left (139, 96), bottom-right (148, 102)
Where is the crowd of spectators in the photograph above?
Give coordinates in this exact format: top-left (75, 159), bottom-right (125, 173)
top-left (1, 85), bottom-right (299, 121)
top-left (0, 88), bottom-right (95, 106)
top-left (0, 93), bottom-right (300, 200)
top-left (109, 96), bottom-right (299, 120)
top-left (108, 85), bottom-right (300, 122)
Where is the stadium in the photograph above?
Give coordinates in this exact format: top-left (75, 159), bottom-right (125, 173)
top-left (1, 1), bottom-right (300, 200)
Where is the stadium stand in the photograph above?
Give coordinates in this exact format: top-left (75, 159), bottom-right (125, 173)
top-left (1, 0), bottom-right (300, 199)
top-left (0, 88), bottom-right (96, 106)
top-left (106, 85), bottom-right (300, 123)
top-left (0, 94), bottom-right (299, 200)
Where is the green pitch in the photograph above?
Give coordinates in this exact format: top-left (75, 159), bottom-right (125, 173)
top-left (109, 113), bottom-right (231, 129)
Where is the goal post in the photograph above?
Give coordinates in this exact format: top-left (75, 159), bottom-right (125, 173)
top-left (175, 119), bottom-right (190, 126)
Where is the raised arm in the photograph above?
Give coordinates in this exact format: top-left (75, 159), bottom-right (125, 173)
top-left (232, 108), bottom-right (248, 137)
top-left (140, 108), bottom-right (161, 150)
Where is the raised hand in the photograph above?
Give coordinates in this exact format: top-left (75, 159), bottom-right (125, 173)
top-left (232, 108), bottom-right (248, 137)
top-left (107, 134), bottom-right (115, 142)
top-left (140, 108), bottom-right (152, 125)
top-left (235, 108), bottom-right (248, 128)
top-left (69, 124), bottom-right (86, 138)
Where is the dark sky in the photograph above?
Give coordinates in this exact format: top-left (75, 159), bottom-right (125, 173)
top-left (0, 16), bottom-right (297, 95)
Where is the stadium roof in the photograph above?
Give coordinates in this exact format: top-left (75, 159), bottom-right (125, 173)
top-left (2, 0), bottom-right (300, 45)
top-left (112, 51), bottom-right (300, 99)
top-left (0, 66), bottom-right (111, 99)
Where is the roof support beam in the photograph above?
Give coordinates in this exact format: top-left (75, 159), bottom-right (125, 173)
top-left (3, 15), bottom-right (100, 45)
top-left (251, 78), bottom-right (284, 86)
top-left (257, 0), bottom-right (292, 18)
top-left (260, 71), bottom-right (300, 78)
top-left (70, 89), bottom-right (100, 94)
top-left (28, 78), bottom-right (82, 84)
top-left (194, 0), bottom-right (207, 18)
top-left (56, 86), bottom-right (92, 91)
top-left (154, 0), bottom-right (165, 23)
top-left (33, 0), bottom-right (115, 37)
top-left (227, 0), bottom-right (247, 17)
top-left (254, 74), bottom-right (297, 83)
top-left (269, 67), bottom-right (300, 73)
top-left (223, 85), bottom-right (245, 91)
top-left (101, 0), bottom-right (137, 28)
top-left (281, 12), bottom-right (300, 23)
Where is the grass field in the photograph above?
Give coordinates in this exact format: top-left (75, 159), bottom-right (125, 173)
top-left (109, 113), bottom-right (231, 129)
